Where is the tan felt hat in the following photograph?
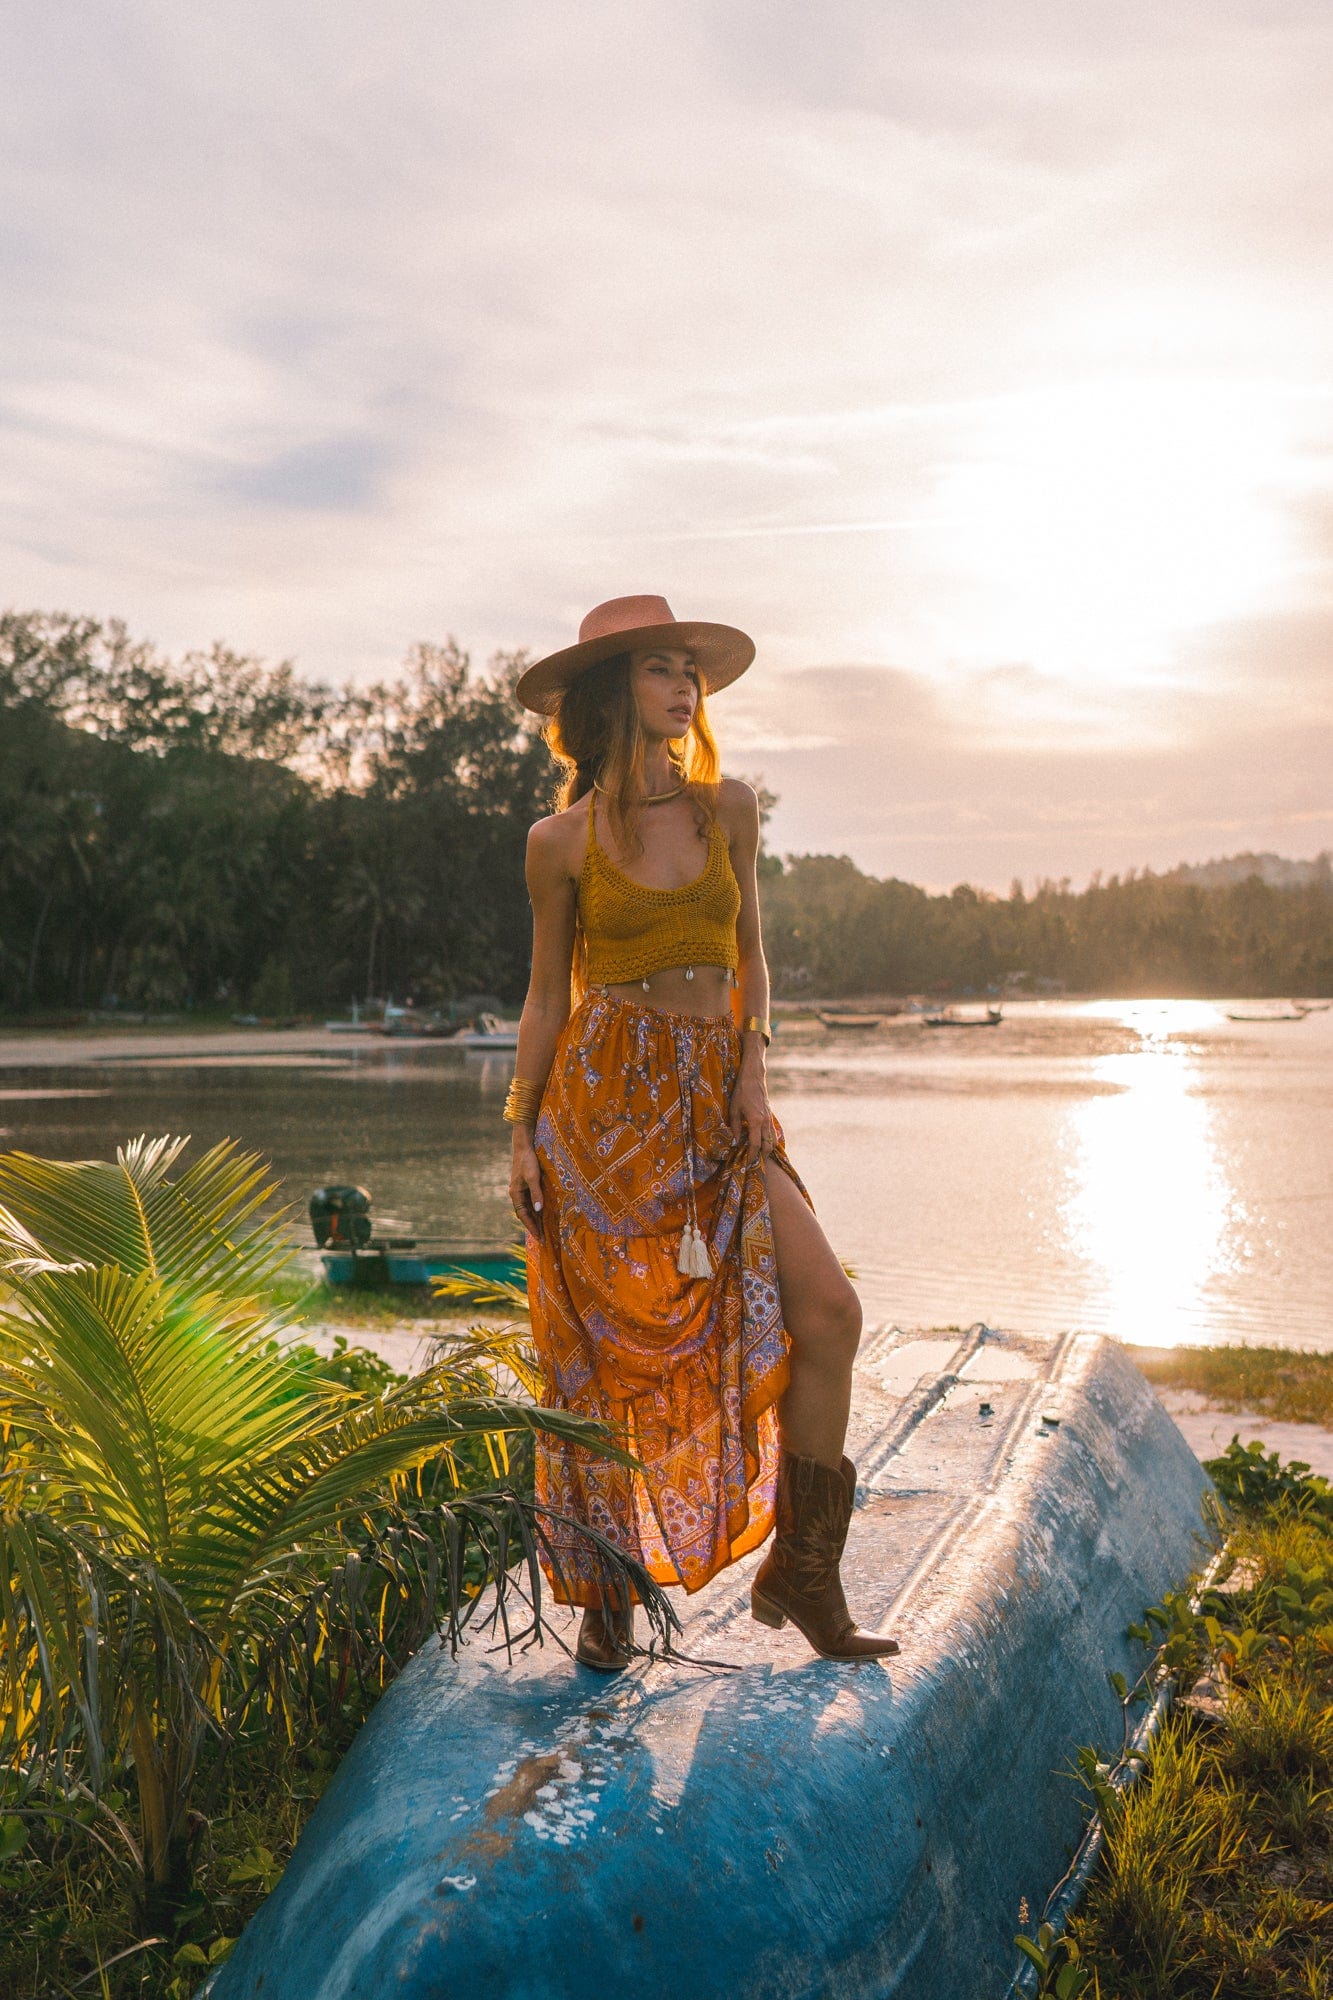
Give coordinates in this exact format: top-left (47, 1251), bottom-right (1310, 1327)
top-left (515, 594), bottom-right (755, 715)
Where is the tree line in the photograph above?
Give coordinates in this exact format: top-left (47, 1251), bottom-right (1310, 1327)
top-left (0, 612), bottom-right (548, 1015)
top-left (2, 609), bottom-right (1329, 1014)
top-left (760, 854), bottom-right (1333, 998)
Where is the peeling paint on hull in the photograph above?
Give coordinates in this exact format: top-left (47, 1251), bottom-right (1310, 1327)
top-left (209, 1330), bottom-right (1209, 2000)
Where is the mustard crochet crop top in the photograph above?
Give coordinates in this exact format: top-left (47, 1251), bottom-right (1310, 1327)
top-left (578, 791), bottom-right (741, 986)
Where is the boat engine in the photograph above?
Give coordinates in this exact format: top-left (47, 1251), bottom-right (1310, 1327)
top-left (309, 1184), bottom-right (373, 1249)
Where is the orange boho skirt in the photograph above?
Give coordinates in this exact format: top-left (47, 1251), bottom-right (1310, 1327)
top-left (527, 989), bottom-right (805, 1607)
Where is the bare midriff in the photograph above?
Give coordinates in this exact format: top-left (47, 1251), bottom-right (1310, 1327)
top-left (600, 963), bottom-right (735, 1018)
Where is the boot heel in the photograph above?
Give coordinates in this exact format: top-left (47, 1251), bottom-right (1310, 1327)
top-left (750, 1589), bottom-right (786, 1629)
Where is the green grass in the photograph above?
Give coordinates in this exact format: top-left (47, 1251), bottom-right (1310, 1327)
top-left (1073, 1687), bottom-right (1333, 1997)
top-left (1025, 1447), bottom-right (1333, 1998)
top-left (1136, 1344), bottom-right (1333, 1428)
top-left (266, 1273), bottom-right (517, 1331)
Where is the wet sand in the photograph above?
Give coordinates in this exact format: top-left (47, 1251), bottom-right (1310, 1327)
top-left (1154, 1390), bottom-right (1333, 1479)
top-left (0, 1024), bottom-right (368, 1070)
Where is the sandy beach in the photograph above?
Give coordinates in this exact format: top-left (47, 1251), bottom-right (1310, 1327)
top-left (0, 1022), bottom-right (366, 1070)
top-left (1153, 1391), bottom-right (1333, 1479)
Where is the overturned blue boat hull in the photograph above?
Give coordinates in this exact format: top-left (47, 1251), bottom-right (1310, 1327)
top-left (209, 1329), bottom-right (1209, 2000)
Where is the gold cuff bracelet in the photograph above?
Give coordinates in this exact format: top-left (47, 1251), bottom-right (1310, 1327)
top-left (503, 1078), bottom-right (544, 1125)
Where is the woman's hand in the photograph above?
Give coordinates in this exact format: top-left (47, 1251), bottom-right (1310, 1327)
top-left (728, 1052), bottom-right (776, 1165)
top-left (509, 1133), bottom-right (545, 1242)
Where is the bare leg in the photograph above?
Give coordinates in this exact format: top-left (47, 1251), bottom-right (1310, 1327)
top-left (764, 1161), bottom-right (862, 1469)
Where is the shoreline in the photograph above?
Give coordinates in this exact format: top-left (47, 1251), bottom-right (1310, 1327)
top-left (1, 991), bottom-right (1329, 1071)
top-left (0, 1022), bottom-right (382, 1070)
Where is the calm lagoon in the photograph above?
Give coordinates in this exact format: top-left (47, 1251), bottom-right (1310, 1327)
top-left (1, 999), bottom-right (1329, 1352)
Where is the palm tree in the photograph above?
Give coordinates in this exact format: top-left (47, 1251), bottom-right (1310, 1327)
top-left (0, 1137), bottom-right (669, 1924)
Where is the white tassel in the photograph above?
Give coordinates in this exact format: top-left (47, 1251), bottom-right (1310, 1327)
top-left (676, 1220), bottom-right (713, 1280)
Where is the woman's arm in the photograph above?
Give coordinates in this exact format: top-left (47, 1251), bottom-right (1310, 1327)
top-left (722, 781), bottom-right (776, 1164)
top-left (508, 817), bottom-right (577, 1241)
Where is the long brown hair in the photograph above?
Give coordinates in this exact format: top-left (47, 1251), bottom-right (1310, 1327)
top-left (544, 650), bottom-right (722, 858)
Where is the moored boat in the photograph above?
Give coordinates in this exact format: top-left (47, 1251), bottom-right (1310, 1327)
top-left (376, 1004), bottom-right (452, 1038)
top-left (308, 1185), bottom-right (521, 1290)
top-left (446, 1011), bottom-right (520, 1049)
top-left (318, 1245), bottom-right (523, 1288)
top-left (922, 1004), bottom-right (1003, 1027)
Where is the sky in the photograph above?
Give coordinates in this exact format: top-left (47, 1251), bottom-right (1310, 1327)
top-left (2, 1), bottom-right (1331, 888)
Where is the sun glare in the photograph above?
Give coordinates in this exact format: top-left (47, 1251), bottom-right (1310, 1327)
top-left (931, 378), bottom-right (1295, 682)
top-left (1064, 1002), bottom-right (1240, 1345)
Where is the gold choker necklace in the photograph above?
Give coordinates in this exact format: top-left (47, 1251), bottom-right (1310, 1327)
top-left (594, 781), bottom-right (686, 805)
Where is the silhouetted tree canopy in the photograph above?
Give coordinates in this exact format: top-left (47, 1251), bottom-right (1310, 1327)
top-left (761, 853), bottom-right (1333, 998)
top-left (0, 612), bottom-right (546, 1012)
top-left (1, 610), bottom-right (1329, 1013)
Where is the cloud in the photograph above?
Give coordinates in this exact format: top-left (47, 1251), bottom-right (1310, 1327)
top-left (0, 0), bottom-right (1330, 880)
top-left (734, 596), bottom-right (1333, 887)
top-left (213, 436), bottom-right (392, 512)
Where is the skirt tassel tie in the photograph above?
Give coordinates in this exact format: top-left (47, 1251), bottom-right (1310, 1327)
top-left (675, 1033), bottom-right (714, 1281)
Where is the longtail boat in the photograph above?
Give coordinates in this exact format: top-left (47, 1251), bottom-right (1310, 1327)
top-left (308, 1184), bottom-right (522, 1290)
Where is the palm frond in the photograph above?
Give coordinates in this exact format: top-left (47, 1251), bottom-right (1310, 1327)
top-left (0, 1136), bottom-right (292, 1304)
top-left (0, 1266), bottom-right (325, 1561)
top-left (215, 1490), bottom-right (681, 1756)
top-left (423, 1319), bottom-right (546, 1402)
top-left (431, 1263), bottom-right (529, 1315)
top-left (0, 1134), bottom-right (669, 1912)
top-left (175, 1381), bottom-right (636, 1632)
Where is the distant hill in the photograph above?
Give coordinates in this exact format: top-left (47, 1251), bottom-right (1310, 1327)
top-left (1166, 852), bottom-right (1332, 891)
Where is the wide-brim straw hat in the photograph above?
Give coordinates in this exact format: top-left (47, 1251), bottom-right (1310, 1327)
top-left (515, 594), bottom-right (755, 716)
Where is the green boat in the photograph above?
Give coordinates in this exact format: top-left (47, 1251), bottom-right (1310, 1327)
top-left (309, 1184), bottom-right (522, 1291)
top-left (318, 1246), bottom-right (523, 1289)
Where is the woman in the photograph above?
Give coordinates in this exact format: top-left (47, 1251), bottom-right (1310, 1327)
top-left (507, 595), bottom-right (898, 1671)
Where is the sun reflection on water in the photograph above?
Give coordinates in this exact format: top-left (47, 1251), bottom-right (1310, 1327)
top-left (1065, 1001), bottom-right (1239, 1345)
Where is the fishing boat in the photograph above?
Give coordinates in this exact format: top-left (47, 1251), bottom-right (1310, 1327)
top-left (209, 1326), bottom-right (1208, 2000)
top-left (308, 1186), bottom-right (521, 1291)
top-left (376, 1004), bottom-right (452, 1038)
top-left (1224, 1003), bottom-right (1308, 1022)
top-left (922, 1004), bottom-right (1003, 1028)
top-left (318, 1244), bottom-right (523, 1289)
top-left (817, 1011), bottom-right (886, 1030)
top-left (447, 1011), bottom-right (520, 1049)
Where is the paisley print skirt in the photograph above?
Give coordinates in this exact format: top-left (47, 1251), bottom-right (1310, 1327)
top-left (527, 990), bottom-right (804, 1606)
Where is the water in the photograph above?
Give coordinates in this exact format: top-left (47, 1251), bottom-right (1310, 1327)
top-left (2, 1000), bottom-right (1330, 1350)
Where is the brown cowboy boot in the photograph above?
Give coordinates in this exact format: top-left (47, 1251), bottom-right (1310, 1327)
top-left (751, 1450), bottom-right (900, 1659)
top-left (575, 1589), bottom-right (636, 1672)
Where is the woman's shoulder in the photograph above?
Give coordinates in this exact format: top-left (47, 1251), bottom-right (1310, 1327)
top-left (526, 798), bottom-right (589, 880)
top-left (713, 775), bottom-right (760, 832)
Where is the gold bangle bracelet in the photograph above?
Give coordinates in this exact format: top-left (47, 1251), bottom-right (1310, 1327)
top-left (742, 1016), bottom-right (772, 1045)
top-left (503, 1078), bottom-right (544, 1125)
